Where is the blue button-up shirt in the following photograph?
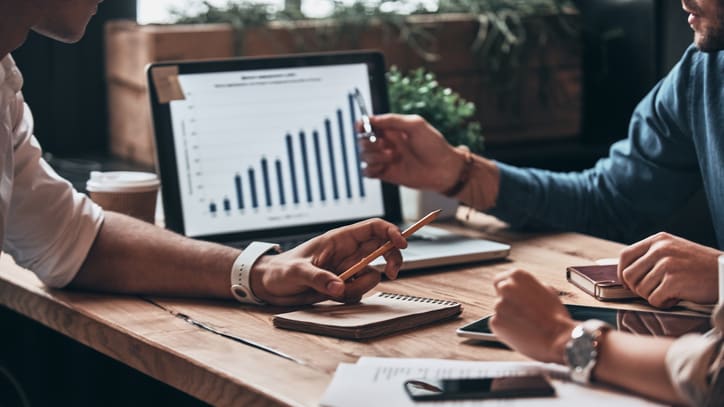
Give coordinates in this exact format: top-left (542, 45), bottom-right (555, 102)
top-left (489, 46), bottom-right (724, 248)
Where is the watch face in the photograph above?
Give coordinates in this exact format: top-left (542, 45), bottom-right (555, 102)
top-left (566, 332), bottom-right (596, 368)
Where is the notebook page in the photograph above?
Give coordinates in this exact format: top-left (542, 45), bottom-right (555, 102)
top-left (274, 292), bottom-right (459, 328)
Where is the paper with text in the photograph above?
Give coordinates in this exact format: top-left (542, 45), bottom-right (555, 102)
top-left (320, 358), bottom-right (662, 406)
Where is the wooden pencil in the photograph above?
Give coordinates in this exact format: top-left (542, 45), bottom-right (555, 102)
top-left (338, 209), bottom-right (442, 281)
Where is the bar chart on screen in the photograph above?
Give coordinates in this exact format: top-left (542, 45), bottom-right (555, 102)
top-left (168, 64), bottom-right (385, 237)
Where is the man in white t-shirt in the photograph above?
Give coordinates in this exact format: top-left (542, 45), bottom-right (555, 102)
top-left (0, 0), bottom-right (407, 306)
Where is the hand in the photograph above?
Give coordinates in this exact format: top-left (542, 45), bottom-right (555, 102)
top-left (359, 114), bottom-right (464, 193)
top-left (618, 232), bottom-right (721, 308)
top-left (249, 218), bottom-right (407, 306)
top-left (489, 269), bottom-right (576, 364)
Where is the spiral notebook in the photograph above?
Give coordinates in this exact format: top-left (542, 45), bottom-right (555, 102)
top-left (272, 292), bottom-right (462, 339)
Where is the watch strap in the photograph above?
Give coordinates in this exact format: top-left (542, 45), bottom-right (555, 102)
top-left (230, 242), bottom-right (281, 305)
top-left (566, 319), bottom-right (611, 384)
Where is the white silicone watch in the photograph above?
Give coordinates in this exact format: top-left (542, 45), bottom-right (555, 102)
top-left (230, 242), bottom-right (281, 305)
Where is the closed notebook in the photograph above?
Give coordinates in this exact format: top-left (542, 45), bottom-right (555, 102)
top-left (272, 292), bottom-right (462, 339)
top-left (566, 264), bottom-right (636, 301)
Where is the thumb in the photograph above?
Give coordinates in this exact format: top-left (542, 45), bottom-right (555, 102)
top-left (295, 265), bottom-right (345, 298)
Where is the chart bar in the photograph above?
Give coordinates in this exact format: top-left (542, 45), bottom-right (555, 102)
top-left (275, 159), bottom-right (286, 206)
top-left (207, 92), bottom-right (375, 214)
top-left (261, 157), bottom-right (272, 208)
top-left (299, 131), bottom-right (312, 203)
top-left (325, 119), bottom-right (339, 200)
top-left (234, 173), bottom-right (244, 210)
top-left (348, 92), bottom-right (365, 197)
top-left (285, 134), bottom-right (300, 204)
top-left (248, 167), bottom-right (259, 209)
top-left (337, 108), bottom-right (352, 199)
top-left (313, 130), bottom-right (326, 202)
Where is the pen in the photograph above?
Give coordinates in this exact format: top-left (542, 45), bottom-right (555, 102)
top-left (338, 209), bottom-right (442, 281)
top-left (353, 88), bottom-right (378, 143)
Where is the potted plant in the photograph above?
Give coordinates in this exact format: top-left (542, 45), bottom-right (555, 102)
top-left (105, 0), bottom-right (580, 166)
top-left (387, 66), bottom-right (483, 220)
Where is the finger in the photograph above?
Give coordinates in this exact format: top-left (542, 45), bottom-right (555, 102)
top-left (546, 284), bottom-right (561, 296)
top-left (369, 113), bottom-right (428, 133)
top-left (493, 269), bottom-right (518, 287)
top-left (324, 219), bottom-right (405, 264)
top-left (360, 149), bottom-right (397, 167)
top-left (353, 219), bottom-right (407, 249)
top-left (618, 234), bottom-right (660, 284)
top-left (494, 277), bottom-right (518, 299)
top-left (358, 134), bottom-right (392, 151)
top-left (290, 265), bottom-right (346, 298)
top-left (633, 263), bottom-right (665, 298)
top-left (343, 268), bottom-right (381, 300)
top-left (382, 248), bottom-right (403, 280)
top-left (363, 164), bottom-right (388, 178)
top-left (648, 279), bottom-right (680, 308)
top-left (620, 252), bottom-right (660, 290)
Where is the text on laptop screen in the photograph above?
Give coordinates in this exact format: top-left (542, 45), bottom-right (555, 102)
top-left (167, 63), bottom-right (386, 237)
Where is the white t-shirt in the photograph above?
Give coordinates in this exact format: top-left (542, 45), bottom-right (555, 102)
top-left (0, 54), bottom-right (103, 287)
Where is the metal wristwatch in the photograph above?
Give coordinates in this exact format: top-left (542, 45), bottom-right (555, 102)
top-left (230, 242), bottom-right (281, 305)
top-left (564, 319), bottom-right (611, 384)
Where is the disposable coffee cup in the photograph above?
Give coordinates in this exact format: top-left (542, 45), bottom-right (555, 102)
top-left (86, 171), bottom-right (160, 223)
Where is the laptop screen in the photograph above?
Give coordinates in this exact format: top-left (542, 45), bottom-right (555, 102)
top-left (150, 53), bottom-right (400, 241)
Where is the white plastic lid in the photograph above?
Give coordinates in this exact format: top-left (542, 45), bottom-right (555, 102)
top-left (86, 171), bottom-right (160, 193)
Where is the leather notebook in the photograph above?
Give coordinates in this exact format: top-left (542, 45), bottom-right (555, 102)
top-left (272, 292), bottom-right (462, 339)
top-left (566, 264), bottom-right (636, 301)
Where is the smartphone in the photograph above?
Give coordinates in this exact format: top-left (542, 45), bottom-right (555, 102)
top-left (404, 375), bottom-right (555, 401)
top-left (456, 304), bottom-right (711, 342)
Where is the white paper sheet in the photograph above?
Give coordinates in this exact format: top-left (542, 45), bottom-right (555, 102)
top-left (320, 358), bottom-right (663, 407)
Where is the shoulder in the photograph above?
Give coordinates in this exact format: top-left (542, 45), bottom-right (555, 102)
top-left (647, 46), bottom-right (722, 121)
top-left (667, 45), bottom-right (723, 90)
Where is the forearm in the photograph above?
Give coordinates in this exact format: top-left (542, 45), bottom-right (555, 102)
top-left (450, 150), bottom-right (500, 212)
top-left (69, 211), bottom-right (237, 299)
top-left (594, 331), bottom-right (683, 405)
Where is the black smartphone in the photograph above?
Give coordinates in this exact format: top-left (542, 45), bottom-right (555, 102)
top-left (404, 375), bottom-right (555, 401)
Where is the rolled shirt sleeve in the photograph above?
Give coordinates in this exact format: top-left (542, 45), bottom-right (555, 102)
top-left (666, 305), bottom-right (724, 406)
top-left (1, 76), bottom-right (104, 287)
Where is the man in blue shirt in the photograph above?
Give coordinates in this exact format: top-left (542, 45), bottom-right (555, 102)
top-left (361, 1), bottom-right (724, 310)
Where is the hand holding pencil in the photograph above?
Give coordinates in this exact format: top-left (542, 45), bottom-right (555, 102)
top-left (248, 211), bottom-right (438, 305)
top-left (339, 209), bottom-right (442, 281)
top-left (250, 217), bottom-right (408, 304)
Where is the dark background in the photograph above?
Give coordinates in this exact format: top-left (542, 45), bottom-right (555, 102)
top-left (11, 1), bottom-right (136, 156)
top-left (1, 1), bottom-right (709, 406)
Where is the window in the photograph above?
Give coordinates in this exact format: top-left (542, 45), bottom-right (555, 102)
top-left (137, 0), bottom-right (339, 23)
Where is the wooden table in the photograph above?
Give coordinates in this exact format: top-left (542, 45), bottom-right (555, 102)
top-left (0, 212), bottom-right (655, 406)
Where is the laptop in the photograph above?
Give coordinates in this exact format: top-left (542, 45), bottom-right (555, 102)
top-left (147, 51), bottom-right (510, 271)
